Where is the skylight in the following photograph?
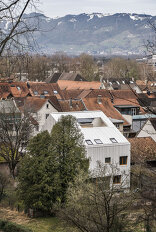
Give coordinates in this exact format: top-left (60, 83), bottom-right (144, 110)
top-left (85, 140), bottom-right (93, 145)
top-left (17, 86), bottom-right (21, 90)
top-left (110, 138), bottom-right (118, 143)
top-left (53, 90), bottom-right (58, 94)
top-left (94, 139), bottom-right (103, 144)
top-left (44, 90), bottom-right (48, 94)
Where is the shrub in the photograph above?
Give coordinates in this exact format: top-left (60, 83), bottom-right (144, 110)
top-left (0, 219), bottom-right (32, 232)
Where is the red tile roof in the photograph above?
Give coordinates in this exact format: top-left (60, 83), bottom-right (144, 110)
top-left (57, 80), bottom-right (102, 90)
top-left (28, 82), bottom-right (63, 99)
top-left (82, 97), bottom-right (129, 126)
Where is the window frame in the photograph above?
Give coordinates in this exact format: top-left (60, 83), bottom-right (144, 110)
top-left (85, 140), bottom-right (93, 145)
top-left (105, 157), bottom-right (111, 164)
top-left (94, 139), bottom-right (103, 144)
top-left (110, 138), bottom-right (118, 143)
top-left (120, 156), bottom-right (128, 165)
top-left (113, 175), bottom-right (121, 184)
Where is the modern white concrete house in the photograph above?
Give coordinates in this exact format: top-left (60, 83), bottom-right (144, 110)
top-left (43, 110), bottom-right (131, 187)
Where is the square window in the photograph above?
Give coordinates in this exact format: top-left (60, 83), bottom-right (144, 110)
top-left (85, 140), bottom-right (93, 145)
top-left (120, 156), bottom-right (127, 165)
top-left (105, 157), bottom-right (111, 164)
top-left (110, 138), bottom-right (118, 143)
top-left (94, 139), bottom-right (103, 144)
top-left (113, 175), bottom-right (121, 184)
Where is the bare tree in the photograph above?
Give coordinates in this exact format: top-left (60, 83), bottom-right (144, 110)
top-left (59, 165), bottom-right (135, 232)
top-left (0, 0), bottom-right (39, 56)
top-left (0, 100), bottom-right (35, 178)
top-left (131, 165), bottom-right (156, 232)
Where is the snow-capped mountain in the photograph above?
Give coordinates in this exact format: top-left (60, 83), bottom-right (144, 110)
top-left (1, 12), bottom-right (156, 55)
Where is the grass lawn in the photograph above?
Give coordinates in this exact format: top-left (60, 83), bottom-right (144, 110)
top-left (0, 207), bottom-right (76, 232)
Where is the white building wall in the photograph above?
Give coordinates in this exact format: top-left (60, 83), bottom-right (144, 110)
top-left (137, 120), bottom-right (156, 142)
top-left (36, 101), bottom-right (58, 131)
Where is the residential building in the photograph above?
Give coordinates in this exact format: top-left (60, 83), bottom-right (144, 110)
top-left (42, 111), bottom-right (130, 188)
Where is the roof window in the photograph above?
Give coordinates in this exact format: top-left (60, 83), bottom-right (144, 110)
top-left (17, 86), bottom-right (21, 90)
top-left (53, 90), bottom-right (58, 94)
top-left (85, 140), bottom-right (93, 145)
top-left (94, 139), bottom-right (103, 144)
top-left (110, 138), bottom-right (118, 143)
top-left (43, 90), bottom-right (48, 95)
top-left (34, 91), bottom-right (38, 95)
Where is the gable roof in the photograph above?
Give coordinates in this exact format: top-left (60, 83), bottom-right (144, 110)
top-left (28, 82), bottom-right (63, 99)
top-left (58, 99), bottom-right (86, 112)
top-left (45, 73), bottom-right (62, 83)
top-left (57, 80), bottom-right (102, 90)
top-left (15, 97), bottom-right (48, 113)
top-left (59, 72), bottom-right (86, 81)
top-left (82, 97), bottom-right (129, 126)
top-left (150, 118), bottom-right (156, 131)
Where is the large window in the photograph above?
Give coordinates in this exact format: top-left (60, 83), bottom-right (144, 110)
top-left (113, 175), bottom-right (121, 184)
top-left (131, 108), bottom-right (136, 115)
top-left (120, 156), bottom-right (128, 165)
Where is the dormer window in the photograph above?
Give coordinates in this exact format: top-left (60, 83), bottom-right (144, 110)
top-left (34, 91), bottom-right (38, 95)
top-left (44, 90), bottom-right (48, 95)
top-left (110, 138), bottom-right (118, 143)
top-left (94, 139), bottom-right (103, 144)
top-left (85, 140), bottom-right (93, 145)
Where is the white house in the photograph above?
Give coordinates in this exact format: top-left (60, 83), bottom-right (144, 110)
top-left (137, 118), bottom-right (156, 142)
top-left (42, 110), bottom-right (131, 188)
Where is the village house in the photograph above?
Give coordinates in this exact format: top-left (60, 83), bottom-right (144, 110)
top-left (15, 96), bottom-right (61, 133)
top-left (42, 110), bottom-right (131, 188)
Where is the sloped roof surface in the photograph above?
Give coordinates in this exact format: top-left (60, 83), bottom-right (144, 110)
top-left (82, 97), bottom-right (129, 126)
top-left (57, 80), bottom-right (102, 90)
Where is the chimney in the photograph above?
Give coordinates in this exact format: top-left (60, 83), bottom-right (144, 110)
top-left (97, 95), bottom-right (102, 104)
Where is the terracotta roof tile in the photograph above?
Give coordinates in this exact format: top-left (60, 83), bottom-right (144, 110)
top-left (110, 89), bottom-right (138, 99)
top-left (82, 97), bottom-right (129, 126)
top-left (28, 82), bottom-right (63, 99)
top-left (58, 99), bottom-right (86, 112)
top-left (57, 80), bottom-right (102, 90)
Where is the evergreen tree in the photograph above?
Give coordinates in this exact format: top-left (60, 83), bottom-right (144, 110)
top-left (18, 116), bottom-right (88, 213)
top-left (49, 115), bottom-right (88, 203)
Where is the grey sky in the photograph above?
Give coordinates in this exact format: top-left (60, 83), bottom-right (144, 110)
top-left (37, 0), bottom-right (156, 17)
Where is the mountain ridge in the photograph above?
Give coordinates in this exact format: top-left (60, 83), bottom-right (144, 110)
top-left (1, 12), bottom-right (156, 55)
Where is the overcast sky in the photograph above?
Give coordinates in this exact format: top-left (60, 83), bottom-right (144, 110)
top-left (37, 0), bottom-right (156, 17)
